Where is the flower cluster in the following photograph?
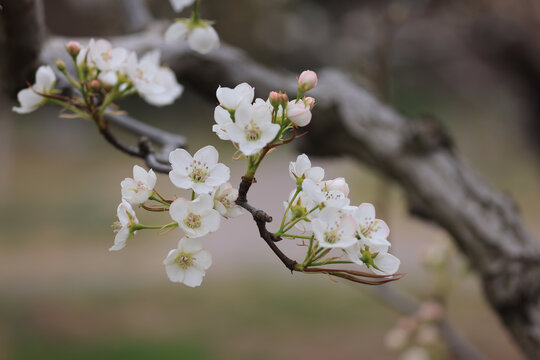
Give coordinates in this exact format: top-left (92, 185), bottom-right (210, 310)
top-left (165, 0), bottom-right (220, 54)
top-left (212, 70), bottom-right (317, 158)
top-left (12, 38), bottom-right (183, 116)
top-left (278, 153), bottom-right (401, 275)
top-left (112, 146), bottom-right (243, 287)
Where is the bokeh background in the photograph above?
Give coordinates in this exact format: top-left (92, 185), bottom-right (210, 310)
top-left (1, 0), bottom-right (539, 359)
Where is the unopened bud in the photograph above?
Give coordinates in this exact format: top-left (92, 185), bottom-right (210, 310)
top-left (65, 41), bottom-right (81, 57)
top-left (298, 70), bottom-right (318, 92)
top-left (55, 59), bottom-right (66, 72)
top-left (90, 80), bottom-right (101, 90)
top-left (269, 91), bottom-right (280, 107)
top-left (303, 96), bottom-right (315, 110)
top-left (279, 92), bottom-right (289, 105)
top-left (291, 204), bottom-right (307, 220)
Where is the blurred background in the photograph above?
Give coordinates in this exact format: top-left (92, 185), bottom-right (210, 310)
top-left (1, 0), bottom-right (539, 359)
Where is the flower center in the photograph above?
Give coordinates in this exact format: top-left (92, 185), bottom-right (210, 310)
top-left (101, 50), bottom-right (113, 62)
top-left (244, 121), bottom-right (261, 141)
top-left (361, 220), bottom-right (380, 238)
top-left (190, 161), bottom-right (209, 183)
top-left (175, 252), bottom-right (193, 269)
top-left (324, 230), bottom-right (340, 244)
top-left (112, 221), bottom-right (122, 233)
top-left (184, 212), bottom-right (201, 229)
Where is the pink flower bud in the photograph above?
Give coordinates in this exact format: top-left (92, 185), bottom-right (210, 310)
top-left (298, 70), bottom-right (318, 92)
top-left (303, 96), bottom-right (315, 110)
top-left (269, 91), bottom-right (280, 107)
top-left (90, 80), bottom-right (101, 90)
top-left (279, 92), bottom-right (289, 105)
top-left (65, 41), bottom-right (81, 57)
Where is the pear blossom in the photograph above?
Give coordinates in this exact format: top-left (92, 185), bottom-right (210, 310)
top-left (311, 207), bottom-right (357, 249)
top-left (165, 21), bottom-right (220, 55)
top-left (13, 66), bottom-right (56, 114)
top-left (215, 83), bottom-right (254, 111)
top-left (212, 183), bottom-right (243, 218)
top-left (88, 39), bottom-right (128, 73)
top-left (126, 50), bottom-right (183, 106)
top-left (121, 165), bottom-right (157, 205)
top-left (302, 178), bottom-right (350, 209)
top-left (223, 102), bottom-right (280, 155)
top-left (351, 203), bottom-right (391, 247)
top-left (345, 242), bottom-right (400, 275)
top-left (289, 154), bottom-right (324, 183)
top-left (163, 237), bottom-right (212, 287)
top-left (110, 200), bottom-right (139, 251)
top-left (298, 70), bottom-right (318, 92)
top-left (169, 145), bottom-right (230, 194)
top-left (169, 193), bottom-right (221, 238)
top-left (287, 99), bottom-right (312, 127)
top-left (169, 0), bottom-right (195, 12)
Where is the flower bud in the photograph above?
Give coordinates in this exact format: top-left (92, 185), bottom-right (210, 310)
top-left (291, 204), bottom-right (307, 220)
top-left (287, 100), bottom-right (311, 127)
top-left (269, 91), bottom-right (280, 107)
top-left (55, 59), bottom-right (66, 72)
top-left (303, 96), bottom-right (315, 110)
top-left (279, 92), bottom-right (289, 106)
top-left (65, 41), bottom-right (81, 57)
top-left (90, 80), bottom-right (101, 90)
top-left (298, 70), bottom-right (318, 92)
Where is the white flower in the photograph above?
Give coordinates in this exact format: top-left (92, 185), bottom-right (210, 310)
top-left (215, 83), bottom-right (254, 110)
top-left (169, 0), bottom-right (195, 12)
top-left (223, 102), bottom-right (280, 155)
top-left (287, 99), bottom-right (312, 127)
top-left (127, 50), bottom-right (183, 106)
top-left (169, 193), bottom-right (221, 238)
top-left (302, 178), bottom-right (350, 209)
top-left (165, 21), bottom-right (220, 55)
top-left (312, 207), bottom-right (357, 249)
top-left (289, 154), bottom-right (324, 183)
top-left (163, 237), bottom-right (212, 288)
top-left (120, 165), bottom-right (157, 205)
top-left (110, 200), bottom-right (139, 251)
top-left (351, 203), bottom-right (391, 247)
top-left (169, 145), bottom-right (230, 194)
top-left (88, 39), bottom-right (128, 73)
top-left (212, 106), bottom-right (233, 140)
top-left (345, 242), bottom-right (400, 275)
top-left (212, 183), bottom-right (243, 218)
top-left (13, 66), bottom-right (56, 114)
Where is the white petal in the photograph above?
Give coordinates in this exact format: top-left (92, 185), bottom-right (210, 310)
top-left (355, 203), bottom-right (376, 224)
top-left (35, 66), bottom-right (56, 90)
top-left (188, 26), bottom-right (220, 54)
top-left (169, 148), bottom-right (192, 168)
top-left (110, 228), bottom-right (129, 251)
top-left (206, 163), bottom-right (230, 187)
top-left (169, 171), bottom-right (193, 189)
top-left (306, 166), bottom-right (324, 182)
top-left (165, 21), bottom-right (189, 43)
top-left (169, 198), bottom-right (189, 223)
top-left (234, 103), bottom-right (253, 127)
top-left (214, 106), bottom-right (232, 125)
top-left (191, 182), bottom-right (214, 194)
top-left (201, 209), bottom-right (221, 232)
top-left (193, 250), bottom-right (212, 270)
top-left (169, 0), bottom-right (195, 12)
top-left (373, 253), bottom-right (401, 275)
top-left (179, 237), bottom-right (203, 253)
top-left (182, 266), bottom-right (205, 287)
top-left (165, 263), bottom-right (185, 283)
top-left (193, 145), bottom-right (218, 167)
